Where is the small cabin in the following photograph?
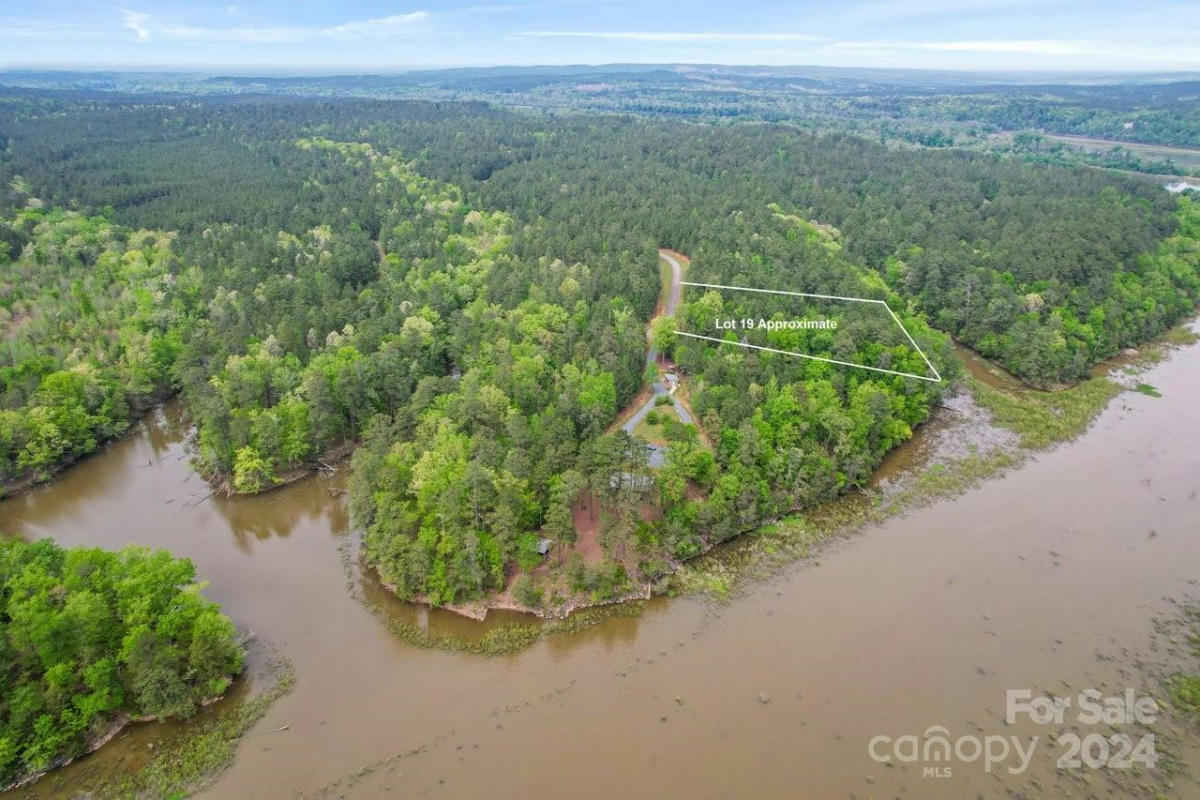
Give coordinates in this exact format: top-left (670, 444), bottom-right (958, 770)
top-left (536, 538), bottom-right (553, 556)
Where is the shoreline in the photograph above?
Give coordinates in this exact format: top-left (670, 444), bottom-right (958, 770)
top-left (0, 669), bottom-right (244, 795)
top-left (0, 715), bottom-right (131, 794)
top-left (0, 636), bottom-right (296, 799)
top-left (0, 387), bottom-right (175, 501)
top-left (207, 440), bottom-right (357, 497)
top-left (373, 317), bottom-right (1197, 625)
top-left (8, 300), bottom-right (1192, 630)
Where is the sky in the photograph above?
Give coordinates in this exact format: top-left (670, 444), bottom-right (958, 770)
top-left (2, 0), bottom-right (1199, 73)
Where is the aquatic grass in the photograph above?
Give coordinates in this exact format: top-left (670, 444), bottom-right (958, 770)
top-left (969, 320), bottom-right (1197, 446)
top-left (380, 620), bottom-right (543, 655)
top-left (1165, 605), bottom-right (1200, 723)
top-left (88, 657), bottom-right (295, 799)
top-left (1168, 674), bottom-right (1200, 719)
top-left (670, 446), bottom-right (1021, 601)
top-left (543, 602), bottom-right (643, 636)
top-left (1155, 326), bottom-right (1199, 348)
top-left (672, 563), bottom-right (737, 602)
top-left (967, 376), bottom-right (1122, 449)
top-left (877, 448), bottom-right (1020, 514)
top-left (374, 603), bottom-right (644, 656)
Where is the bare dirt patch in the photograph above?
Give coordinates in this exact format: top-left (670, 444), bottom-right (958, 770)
top-left (570, 493), bottom-right (606, 564)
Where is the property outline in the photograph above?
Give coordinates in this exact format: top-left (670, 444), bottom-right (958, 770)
top-left (673, 280), bottom-right (943, 383)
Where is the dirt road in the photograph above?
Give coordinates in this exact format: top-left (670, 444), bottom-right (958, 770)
top-left (621, 249), bottom-right (689, 466)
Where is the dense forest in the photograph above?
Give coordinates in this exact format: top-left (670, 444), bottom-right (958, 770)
top-left (0, 208), bottom-right (189, 485)
top-left (0, 91), bottom-right (1197, 608)
top-left (379, 108), bottom-right (1192, 386)
top-left (0, 538), bottom-right (244, 788)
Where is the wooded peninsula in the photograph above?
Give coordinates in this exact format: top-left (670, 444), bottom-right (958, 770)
top-left (2, 94), bottom-right (1198, 620)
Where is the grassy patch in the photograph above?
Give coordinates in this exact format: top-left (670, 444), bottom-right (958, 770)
top-left (1168, 674), bottom-right (1200, 719)
top-left (543, 602), bottom-right (643, 636)
top-left (672, 561), bottom-right (738, 602)
top-left (379, 619), bottom-right (543, 655)
top-left (1164, 606), bottom-right (1200, 726)
top-left (669, 445), bottom-right (1024, 604)
top-left (967, 376), bottom-right (1122, 448)
top-left (1156, 605), bottom-right (1200, 729)
top-left (1134, 382), bottom-right (1163, 398)
top-left (877, 448), bottom-right (1021, 514)
top-left (85, 656), bottom-right (295, 799)
top-left (373, 602), bottom-right (644, 656)
top-left (633, 403), bottom-right (681, 446)
top-left (1159, 326), bottom-right (1200, 348)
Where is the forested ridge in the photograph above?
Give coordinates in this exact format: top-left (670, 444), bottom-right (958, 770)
top-left (0, 93), bottom-right (1197, 609)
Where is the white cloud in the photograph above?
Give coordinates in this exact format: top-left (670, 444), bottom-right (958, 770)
top-left (120, 9), bottom-right (152, 42)
top-left (327, 12), bottom-right (431, 40)
top-left (122, 10), bottom-right (429, 44)
top-left (518, 31), bottom-right (825, 43)
top-left (830, 39), bottom-right (1093, 55)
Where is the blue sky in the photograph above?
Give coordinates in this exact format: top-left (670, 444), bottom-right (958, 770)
top-left (2, 1), bottom-right (1198, 72)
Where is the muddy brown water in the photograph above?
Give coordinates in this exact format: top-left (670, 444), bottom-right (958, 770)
top-left (953, 340), bottom-right (1024, 390)
top-left (3, 335), bottom-right (1200, 798)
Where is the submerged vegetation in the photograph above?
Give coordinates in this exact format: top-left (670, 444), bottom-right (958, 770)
top-left (368, 599), bottom-right (642, 657)
top-left (966, 376), bottom-right (1123, 449)
top-left (0, 538), bottom-right (244, 789)
top-left (87, 657), bottom-right (293, 800)
top-left (667, 444), bottom-right (1022, 607)
top-left (1167, 606), bottom-right (1200, 720)
top-left (1171, 673), bottom-right (1200, 719)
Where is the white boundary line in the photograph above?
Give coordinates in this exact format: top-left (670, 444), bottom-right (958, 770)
top-left (681, 280), bottom-right (885, 306)
top-left (675, 281), bottom-right (942, 383)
